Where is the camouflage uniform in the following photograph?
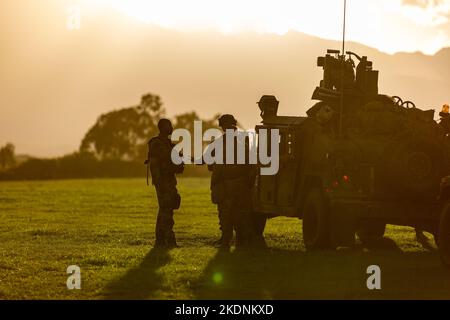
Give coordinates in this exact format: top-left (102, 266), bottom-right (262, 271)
top-left (208, 163), bottom-right (225, 244)
top-left (148, 135), bottom-right (182, 247)
top-left (210, 130), bottom-right (256, 248)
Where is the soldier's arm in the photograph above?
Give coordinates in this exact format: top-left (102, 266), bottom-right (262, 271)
top-left (148, 140), bottom-right (165, 185)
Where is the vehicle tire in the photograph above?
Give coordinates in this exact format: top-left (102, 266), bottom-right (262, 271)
top-left (302, 188), bottom-right (331, 250)
top-left (383, 133), bottom-right (448, 201)
top-left (357, 221), bottom-right (386, 244)
top-left (438, 201), bottom-right (450, 268)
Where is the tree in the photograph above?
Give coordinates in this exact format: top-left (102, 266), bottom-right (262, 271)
top-left (0, 143), bottom-right (16, 169)
top-left (172, 112), bottom-right (220, 158)
top-left (80, 94), bottom-right (165, 161)
top-left (174, 112), bottom-right (220, 134)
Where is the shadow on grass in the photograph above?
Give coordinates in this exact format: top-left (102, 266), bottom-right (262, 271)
top-left (358, 237), bottom-right (402, 252)
top-left (102, 248), bottom-right (171, 300)
top-left (192, 237), bottom-right (450, 300)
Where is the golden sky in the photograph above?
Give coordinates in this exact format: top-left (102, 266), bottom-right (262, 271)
top-left (89, 0), bottom-right (450, 54)
top-left (1, 0), bottom-right (449, 157)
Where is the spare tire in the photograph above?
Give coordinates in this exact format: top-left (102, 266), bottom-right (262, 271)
top-left (302, 188), bottom-right (332, 250)
top-left (383, 133), bottom-right (448, 199)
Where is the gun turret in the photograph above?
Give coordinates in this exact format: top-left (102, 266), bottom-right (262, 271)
top-left (312, 49), bottom-right (379, 105)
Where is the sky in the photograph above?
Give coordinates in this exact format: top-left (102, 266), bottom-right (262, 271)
top-left (1, 0), bottom-right (450, 157)
top-left (90, 0), bottom-right (450, 54)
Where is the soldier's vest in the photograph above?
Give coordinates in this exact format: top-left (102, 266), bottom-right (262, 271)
top-left (210, 133), bottom-right (253, 204)
top-left (147, 136), bottom-right (177, 187)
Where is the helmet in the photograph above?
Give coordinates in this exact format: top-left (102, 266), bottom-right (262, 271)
top-left (258, 95), bottom-right (279, 106)
top-left (258, 95), bottom-right (279, 119)
top-left (218, 114), bottom-right (237, 127)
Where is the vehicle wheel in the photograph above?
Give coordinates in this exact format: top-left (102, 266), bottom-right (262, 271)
top-left (383, 134), bottom-right (447, 201)
top-left (438, 202), bottom-right (450, 268)
top-left (357, 221), bottom-right (386, 244)
top-left (302, 188), bottom-right (331, 250)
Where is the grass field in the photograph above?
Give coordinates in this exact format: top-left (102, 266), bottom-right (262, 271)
top-left (1, 177), bottom-right (450, 300)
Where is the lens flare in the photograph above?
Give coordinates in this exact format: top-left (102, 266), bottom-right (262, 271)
top-left (213, 272), bottom-right (224, 284)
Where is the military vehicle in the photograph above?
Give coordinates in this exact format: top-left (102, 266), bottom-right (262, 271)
top-left (253, 49), bottom-right (450, 267)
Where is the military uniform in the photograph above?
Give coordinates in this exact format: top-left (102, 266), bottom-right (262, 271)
top-left (208, 163), bottom-right (225, 245)
top-left (209, 129), bottom-right (256, 248)
top-left (148, 135), bottom-right (183, 247)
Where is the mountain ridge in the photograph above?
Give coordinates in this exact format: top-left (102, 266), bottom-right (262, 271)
top-left (1, 3), bottom-right (449, 157)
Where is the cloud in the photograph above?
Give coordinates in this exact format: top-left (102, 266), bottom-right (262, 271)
top-left (401, 0), bottom-right (450, 26)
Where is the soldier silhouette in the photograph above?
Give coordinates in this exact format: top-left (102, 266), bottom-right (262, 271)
top-left (209, 115), bottom-right (256, 249)
top-left (146, 119), bottom-right (184, 248)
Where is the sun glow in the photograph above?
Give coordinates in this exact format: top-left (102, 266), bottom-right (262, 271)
top-left (85, 0), bottom-right (450, 54)
top-left (97, 0), bottom-right (343, 36)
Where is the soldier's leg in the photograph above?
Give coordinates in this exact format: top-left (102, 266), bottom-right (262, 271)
top-left (165, 209), bottom-right (177, 247)
top-left (155, 187), bottom-right (167, 247)
top-left (234, 187), bottom-right (256, 248)
top-left (235, 210), bottom-right (251, 248)
top-left (220, 202), bottom-right (234, 248)
top-left (155, 210), bottom-right (166, 246)
top-left (165, 186), bottom-right (179, 247)
top-left (243, 210), bottom-right (258, 246)
top-left (252, 212), bottom-right (268, 248)
top-left (213, 205), bottom-right (225, 245)
top-left (232, 205), bottom-right (243, 247)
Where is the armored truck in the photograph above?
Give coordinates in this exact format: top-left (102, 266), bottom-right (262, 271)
top-left (253, 49), bottom-right (450, 267)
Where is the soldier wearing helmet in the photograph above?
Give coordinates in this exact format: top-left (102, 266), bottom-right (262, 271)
top-left (258, 95), bottom-right (279, 120)
top-left (146, 119), bottom-right (184, 248)
top-left (209, 114), bottom-right (256, 249)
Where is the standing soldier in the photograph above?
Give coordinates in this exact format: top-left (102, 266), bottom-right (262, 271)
top-left (146, 119), bottom-right (184, 248)
top-left (210, 115), bottom-right (256, 249)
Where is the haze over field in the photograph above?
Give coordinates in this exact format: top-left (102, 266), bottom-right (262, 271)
top-left (1, 0), bottom-right (450, 157)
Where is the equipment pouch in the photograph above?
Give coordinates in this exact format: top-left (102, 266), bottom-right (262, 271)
top-left (173, 192), bottom-right (181, 210)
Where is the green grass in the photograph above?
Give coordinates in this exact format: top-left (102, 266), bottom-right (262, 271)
top-left (1, 178), bottom-right (450, 300)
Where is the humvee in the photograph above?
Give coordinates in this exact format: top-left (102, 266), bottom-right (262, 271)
top-left (253, 49), bottom-right (450, 268)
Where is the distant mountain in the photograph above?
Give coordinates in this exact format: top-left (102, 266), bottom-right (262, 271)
top-left (1, 2), bottom-right (449, 157)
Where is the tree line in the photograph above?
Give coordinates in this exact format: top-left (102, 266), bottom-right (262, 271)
top-left (0, 93), bottom-right (217, 180)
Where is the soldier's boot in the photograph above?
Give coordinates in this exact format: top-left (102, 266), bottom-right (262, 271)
top-left (154, 229), bottom-right (167, 248)
top-left (154, 210), bottom-right (167, 248)
top-left (154, 240), bottom-right (167, 248)
top-left (235, 230), bottom-right (250, 250)
top-left (154, 228), bottom-right (167, 248)
top-left (213, 210), bottom-right (225, 246)
top-left (167, 239), bottom-right (179, 248)
top-left (154, 231), bottom-right (167, 248)
top-left (219, 229), bottom-right (233, 249)
top-left (166, 230), bottom-right (179, 248)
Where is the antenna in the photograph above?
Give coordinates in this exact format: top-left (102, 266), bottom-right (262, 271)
top-left (342, 0), bottom-right (347, 55)
top-left (339, 0), bottom-right (347, 137)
